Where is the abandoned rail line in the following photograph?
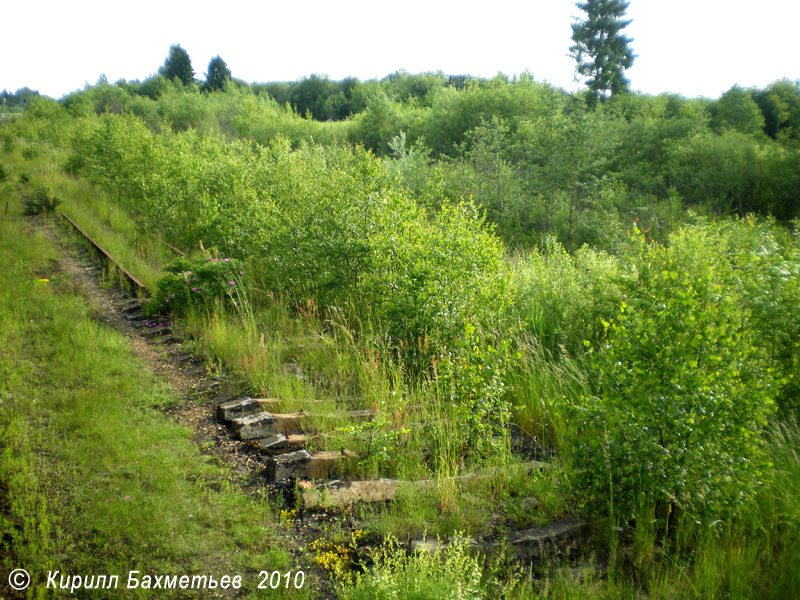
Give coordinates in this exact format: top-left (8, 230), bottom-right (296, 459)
top-left (52, 209), bottom-right (591, 579)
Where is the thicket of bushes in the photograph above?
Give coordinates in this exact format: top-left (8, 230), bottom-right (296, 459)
top-left (37, 73), bottom-right (800, 251)
top-left (60, 112), bottom-right (511, 376)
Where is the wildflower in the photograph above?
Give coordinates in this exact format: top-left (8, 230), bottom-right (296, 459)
top-left (185, 270), bottom-right (192, 275)
top-left (224, 258), bottom-right (230, 262)
top-left (214, 258), bottom-right (218, 262)
top-left (228, 281), bottom-right (235, 286)
top-left (297, 480), bottom-right (312, 490)
top-left (206, 257), bottom-right (212, 261)
top-left (239, 270), bottom-right (244, 275)
top-left (37, 278), bottom-right (50, 282)
top-left (124, 495), bottom-right (130, 500)
top-left (192, 287), bottom-right (198, 292)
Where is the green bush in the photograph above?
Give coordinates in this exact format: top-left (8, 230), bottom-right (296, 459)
top-left (571, 226), bottom-right (777, 525)
top-left (23, 184), bottom-right (62, 216)
top-left (21, 145), bottom-right (39, 160)
top-left (0, 131), bottom-right (15, 153)
top-left (366, 201), bottom-right (512, 363)
top-left (714, 218), bottom-right (800, 413)
top-left (144, 255), bottom-right (248, 317)
top-left (433, 322), bottom-right (515, 461)
top-left (510, 237), bottom-right (624, 355)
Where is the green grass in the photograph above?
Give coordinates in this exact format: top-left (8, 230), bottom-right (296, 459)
top-left (0, 205), bottom-right (310, 597)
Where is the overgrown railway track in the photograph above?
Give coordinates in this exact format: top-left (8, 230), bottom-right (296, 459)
top-left (57, 210), bottom-right (591, 581)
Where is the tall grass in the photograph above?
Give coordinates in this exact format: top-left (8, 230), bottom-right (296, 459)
top-left (505, 336), bottom-right (588, 449)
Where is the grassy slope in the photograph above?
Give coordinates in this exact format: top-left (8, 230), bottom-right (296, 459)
top-left (0, 200), bottom-right (310, 597)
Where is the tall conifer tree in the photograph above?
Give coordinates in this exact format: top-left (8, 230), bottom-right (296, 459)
top-left (570, 1), bottom-right (635, 102)
top-left (160, 45), bottom-right (195, 86)
top-left (205, 56), bottom-right (231, 92)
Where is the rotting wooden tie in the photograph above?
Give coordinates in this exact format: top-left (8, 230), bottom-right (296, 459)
top-left (302, 460), bottom-right (550, 508)
top-left (264, 449), bottom-right (358, 481)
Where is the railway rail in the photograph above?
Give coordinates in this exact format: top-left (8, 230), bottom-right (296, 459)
top-left (61, 212), bottom-right (149, 295)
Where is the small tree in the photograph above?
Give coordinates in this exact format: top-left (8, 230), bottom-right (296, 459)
top-left (159, 44), bottom-right (195, 86)
top-left (205, 56), bottom-right (231, 92)
top-left (570, 0), bottom-right (635, 103)
top-left (572, 227), bottom-right (776, 525)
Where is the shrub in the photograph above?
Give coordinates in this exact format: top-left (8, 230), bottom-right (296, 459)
top-left (0, 131), bottom-right (15, 153)
top-left (367, 201), bottom-right (512, 363)
top-left (21, 145), bottom-right (39, 161)
top-left (714, 218), bottom-right (800, 413)
top-left (144, 255), bottom-right (248, 317)
top-left (433, 322), bottom-right (514, 461)
top-left (509, 236), bottom-right (624, 355)
top-left (571, 226), bottom-right (776, 525)
top-left (23, 185), bottom-right (62, 216)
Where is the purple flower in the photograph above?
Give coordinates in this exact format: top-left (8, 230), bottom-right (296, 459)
top-left (185, 270), bottom-right (192, 275)
top-left (224, 258), bottom-right (230, 262)
top-left (239, 270), bottom-right (244, 275)
top-left (192, 287), bottom-right (198, 292)
top-left (214, 258), bottom-right (218, 262)
top-left (228, 281), bottom-right (235, 286)
top-left (206, 257), bottom-right (212, 261)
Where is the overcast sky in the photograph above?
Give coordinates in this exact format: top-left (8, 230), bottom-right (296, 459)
top-left (2, 0), bottom-right (798, 100)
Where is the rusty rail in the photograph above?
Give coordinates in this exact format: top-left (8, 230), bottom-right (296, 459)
top-left (61, 212), bottom-right (148, 294)
top-left (162, 239), bottom-right (186, 257)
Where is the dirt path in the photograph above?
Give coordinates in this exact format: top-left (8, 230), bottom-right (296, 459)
top-left (41, 219), bottom-right (268, 485)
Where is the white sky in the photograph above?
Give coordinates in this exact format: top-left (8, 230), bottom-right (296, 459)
top-left (2, 0), bottom-right (798, 100)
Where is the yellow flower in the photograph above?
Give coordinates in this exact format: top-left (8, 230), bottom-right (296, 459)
top-left (37, 278), bottom-right (50, 282)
